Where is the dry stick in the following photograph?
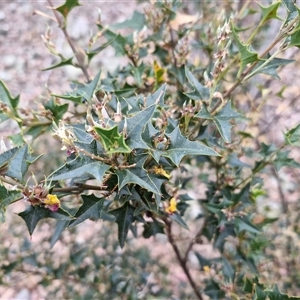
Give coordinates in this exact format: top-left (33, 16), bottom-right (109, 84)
top-left (165, 218), bottom-right (204, 300)
top-left (47, 0), bottom-right (91, 82)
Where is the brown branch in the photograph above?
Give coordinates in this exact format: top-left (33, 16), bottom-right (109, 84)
top-left (47, 0), bottom-right (91, 82)
top-left (164, 218), bottom-right (204, 300)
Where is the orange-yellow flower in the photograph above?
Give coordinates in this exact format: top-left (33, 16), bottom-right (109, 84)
top-left (153, 165), bottom-right (171, 179)
top-left (44, 194), bottom-right (60, 212)
top-left (165, 197), bottom-right (177, 214)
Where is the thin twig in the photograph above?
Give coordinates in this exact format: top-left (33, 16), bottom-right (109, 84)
top-left (47, 0), bottom-right (91, 82)
top-left (164, 218), bottom-right (204, 300)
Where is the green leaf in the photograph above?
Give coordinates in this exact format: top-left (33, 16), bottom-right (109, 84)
top-left (255, 286), bottom-right (267, 300)
top-left (42, 57), bottom-right (74, 71)
top-left (184, 67), bottom-right (210, 101)
top-left (111, 11), bottom-right (146, 31)
top-left (87, 38), bottom-right (117, 62)
top-left (0, 80), bottom-right (20, 123)
top-left (55, 0), bottom-right (80, 21)
top-left (97, 24), bottom-right (128, 56)
top-left (231, 22), bottom-right (261, 76)
top-left (143, 219), bottom-right (165, 238)
top-left (251, 56), bottom-right (293, 79)
top-left (5, 144), bottom-right (35, 182)
top-left (274, 150), bottom-right (300, 171)
top-left (44, 97), bottom-right (69, 123)
top-left (0, 184), bottom-right (22, 222)
top-left (259, 2), bottom-right (280, 24)
top-left (282, 0), bottom-right (299, 23)
top-left (169, 212), bottom-right (189, 230)
top-left (213, 101), bottom-right (241, 143)
top-left (18, 205), bottom-right (74, 236)
top-left (284, 123), bottom-right (300, 146)
top-left (163, 126), bottom-right (219, 166)
top-left (235, 217), bottom-right (260, 234)
top-left (222, 258), bottom-right (235, 281)
top-left (145, 84), bottom-right (166, 107)
top-left (110, 202), bottom-right (136, 248)
top-left (69, 194), bottom-right (115, 228)
top-left (79, 70), bottom-right (101, 102)
top-left (204, 279), bottom-right (226, 300)
top-left (125, 103), bottom-right (156, 149)
top-left (50, 155), bottom-right (110, 182)
top-left (266, 285), bottom-right (300, 299)
top-left (94, 125), bottom-right (131, 154)
top-left (195, 104), bottom-right (212, 119)
top-left (116, 156), bottom-right (161, 195)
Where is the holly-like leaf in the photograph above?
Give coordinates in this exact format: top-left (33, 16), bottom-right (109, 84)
top-left (94, 125), bottom-right (131, 154)
top-left (42, 57), bottom-right (74, 71)
top-left (55, 0), bottom-right (81, 21)
top-left (258, 2), bottom-right (281, 24)
top-left (50, 155), bottom-right (110, 182)
top-left (284, 122), bottom-right (300, 146)
top-left (235, 217), bottom-right (260, 234)
top-left (78, 70), bottom-right (101, 102)
top-left (169, 212), bottom-right (189, 230)
top-left (282, 0), bottom-right (299, 23)
top-left (116, 156), bottom-right (161, 195)
top-left (18, 205), bottom-right (74, 236)
top-left (274, 150), bottom-right (300, 171)
top-left (266, 285), bottom-right (300, 299)
top-left (0, 80), bottom-right (20, 123)
top-left (143, 219), bottom-right (165, 238)
top-left (145, 84), bottom-right (166, 107)
top-left (69, 194), bottom-right (115, 228)
top-left (5, 144), bottom-right (39, 182)
top-left (184, 67), bottom-right (210, 101)
top-left (251, 56), bottom-right (293, 79)
top-left (125, 103), bottom-right (156, 149)
top-left (0, 184), bottom-right (22, 222)
top-left (44, 97), bottom-right (69, 123)
top-left (213, 101), bottom-right (241, 143)
top-left (109, 202), bottom-right (136, 248)
top-left (97, 23), bottom-right (128, 56)
top-left (111, 11), bottom-right (146, 31)
top-left (195, 104), bottom-right (212, 119)
top-left (231, 22), bottom-right (261, 76)
top-left (163, 126), bottom-right (219, 166)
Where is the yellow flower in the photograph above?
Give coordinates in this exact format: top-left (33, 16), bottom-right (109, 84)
top-left (153, 165), bottom-right (171, 179)
top-left (44, 194), bottom-right (60, 212)
top-left (203, 265), bottom-right (210, 273)
top-left (165, 197), bottom-right (177, 214)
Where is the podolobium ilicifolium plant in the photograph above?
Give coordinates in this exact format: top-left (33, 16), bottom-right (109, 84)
top-left (1, 0), bottom-right (300, 299)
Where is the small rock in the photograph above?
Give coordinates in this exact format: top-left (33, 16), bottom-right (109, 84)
top-left (3, 54), bottom-right (16, 68)
top-left (0, 11), bottom-right (6, 21)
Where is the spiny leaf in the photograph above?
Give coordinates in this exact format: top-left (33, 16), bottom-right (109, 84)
top-left (184, 67), bottom-right (210, 101)
top-left (44, 97), bottom-right (69, 123)
top-left (195, 104), bottom-right (212, 119)
top-left (145, 84), bottom-right (166, 107)
top-left (79, 70), bottom-right (101, 102)
top-left (116, 156), bottom-right (161, 195)
top-left (50, 155), bottom-right (110, 182)
top-left (169, 212), bottom-right (189, 230)
top-left (109, 202), bottom-right (136, 248)
top-left (97, 23), bottom-right (128, 56)
top-left (274, 150), bottom-right (300, 171)
top-left (125, 104), bottom-right (156, 149)
top-left (284, 123), bottom-right (300, 146)
top-left (235, 217), bottom-right (260, 234)
top-left (111, 11), bottom-right (146, 31)
top-left (258, 2), bottom-right (281, 24)
top-left (5, 144), bottom-right (39, 182)
top-left (251, 56), bottom-right (293, 79)
top-left (143, 219), bottom-right (165, 238)
top-left (0, 80), bottom-right (20, 123)
top-left (94, 125), bottom-right (131, 154)
top-left (55, 0), bottom-right (80, 21)
top-left (18, 205), bottom-right (74, 236)
top-left (213, 101), bottom-right (241, 143)
top-left (163, 126), bottom-right (219, 166)
top-left (69, 194), bottom-right (115, 228)
top-left (231, 22), bottom-right (261, 76)
top-left (0, 184), bottom-right (22, 223)
top-left (42, 57), bottom-right (74, 71)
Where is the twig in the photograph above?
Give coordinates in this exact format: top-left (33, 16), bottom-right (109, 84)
top-left (47, 0), bottom-right (91, 82)
top-left (271, 167), bottom-right (288, 214)
top-left (164, 218), bottom-right (204, 300)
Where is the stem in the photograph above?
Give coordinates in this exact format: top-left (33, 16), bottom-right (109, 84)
top-left (47, 0), bottom-right (91, 82)
top-left (164, 218), bottom-right (204, 300)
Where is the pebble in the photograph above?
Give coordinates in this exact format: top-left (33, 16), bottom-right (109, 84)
top-left (0, 11), bottom-right (6, 21)
top-left (3, 54), bottom-right (16, 68)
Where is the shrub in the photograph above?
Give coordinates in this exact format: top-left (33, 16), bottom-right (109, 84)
top-left (1, 0), bottom-right (300, 298)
